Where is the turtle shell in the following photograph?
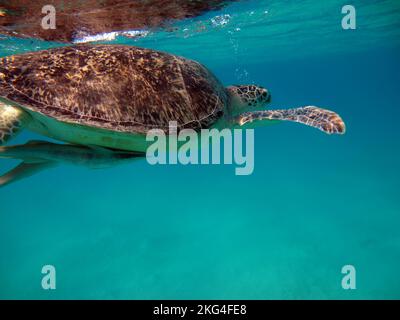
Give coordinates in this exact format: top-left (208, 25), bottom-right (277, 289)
top-left (0, 45), bottom-right (228, 133)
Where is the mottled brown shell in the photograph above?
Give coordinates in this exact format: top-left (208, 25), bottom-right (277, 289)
top-left (0, 45), bottom-right (227, 133)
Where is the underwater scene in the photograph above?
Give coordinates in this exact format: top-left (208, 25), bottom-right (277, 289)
top-left (0, 0), bottom-right (400, 299)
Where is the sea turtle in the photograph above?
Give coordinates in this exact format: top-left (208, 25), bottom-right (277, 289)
top-left (0, 44), bottom-right (345, 153)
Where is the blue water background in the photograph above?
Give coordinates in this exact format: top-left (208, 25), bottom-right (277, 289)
top-left (0, 0), bottom-right (400, 299)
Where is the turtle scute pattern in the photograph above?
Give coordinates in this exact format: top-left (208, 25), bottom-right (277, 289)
top-left (0, 45), bottom-right (228, 134)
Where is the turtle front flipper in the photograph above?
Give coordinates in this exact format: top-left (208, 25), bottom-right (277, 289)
top-left (234, 106), bottom-right (346, 135)
top-left (0, 102), bottom-right (30, 145)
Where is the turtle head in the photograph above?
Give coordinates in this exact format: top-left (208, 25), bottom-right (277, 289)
top-left (226, 85), bottom-right (271, 115)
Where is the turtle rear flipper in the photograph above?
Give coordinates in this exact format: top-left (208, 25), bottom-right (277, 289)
top-left (0, 161), bottom-right (57, 188)
top-left (234, 106), bottom-right (346, 135)
top-left (0, 102), bottom-right (30, 145)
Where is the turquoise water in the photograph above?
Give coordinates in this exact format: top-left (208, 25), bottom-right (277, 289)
top-left (1, 0), bottom-right (400, 299)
